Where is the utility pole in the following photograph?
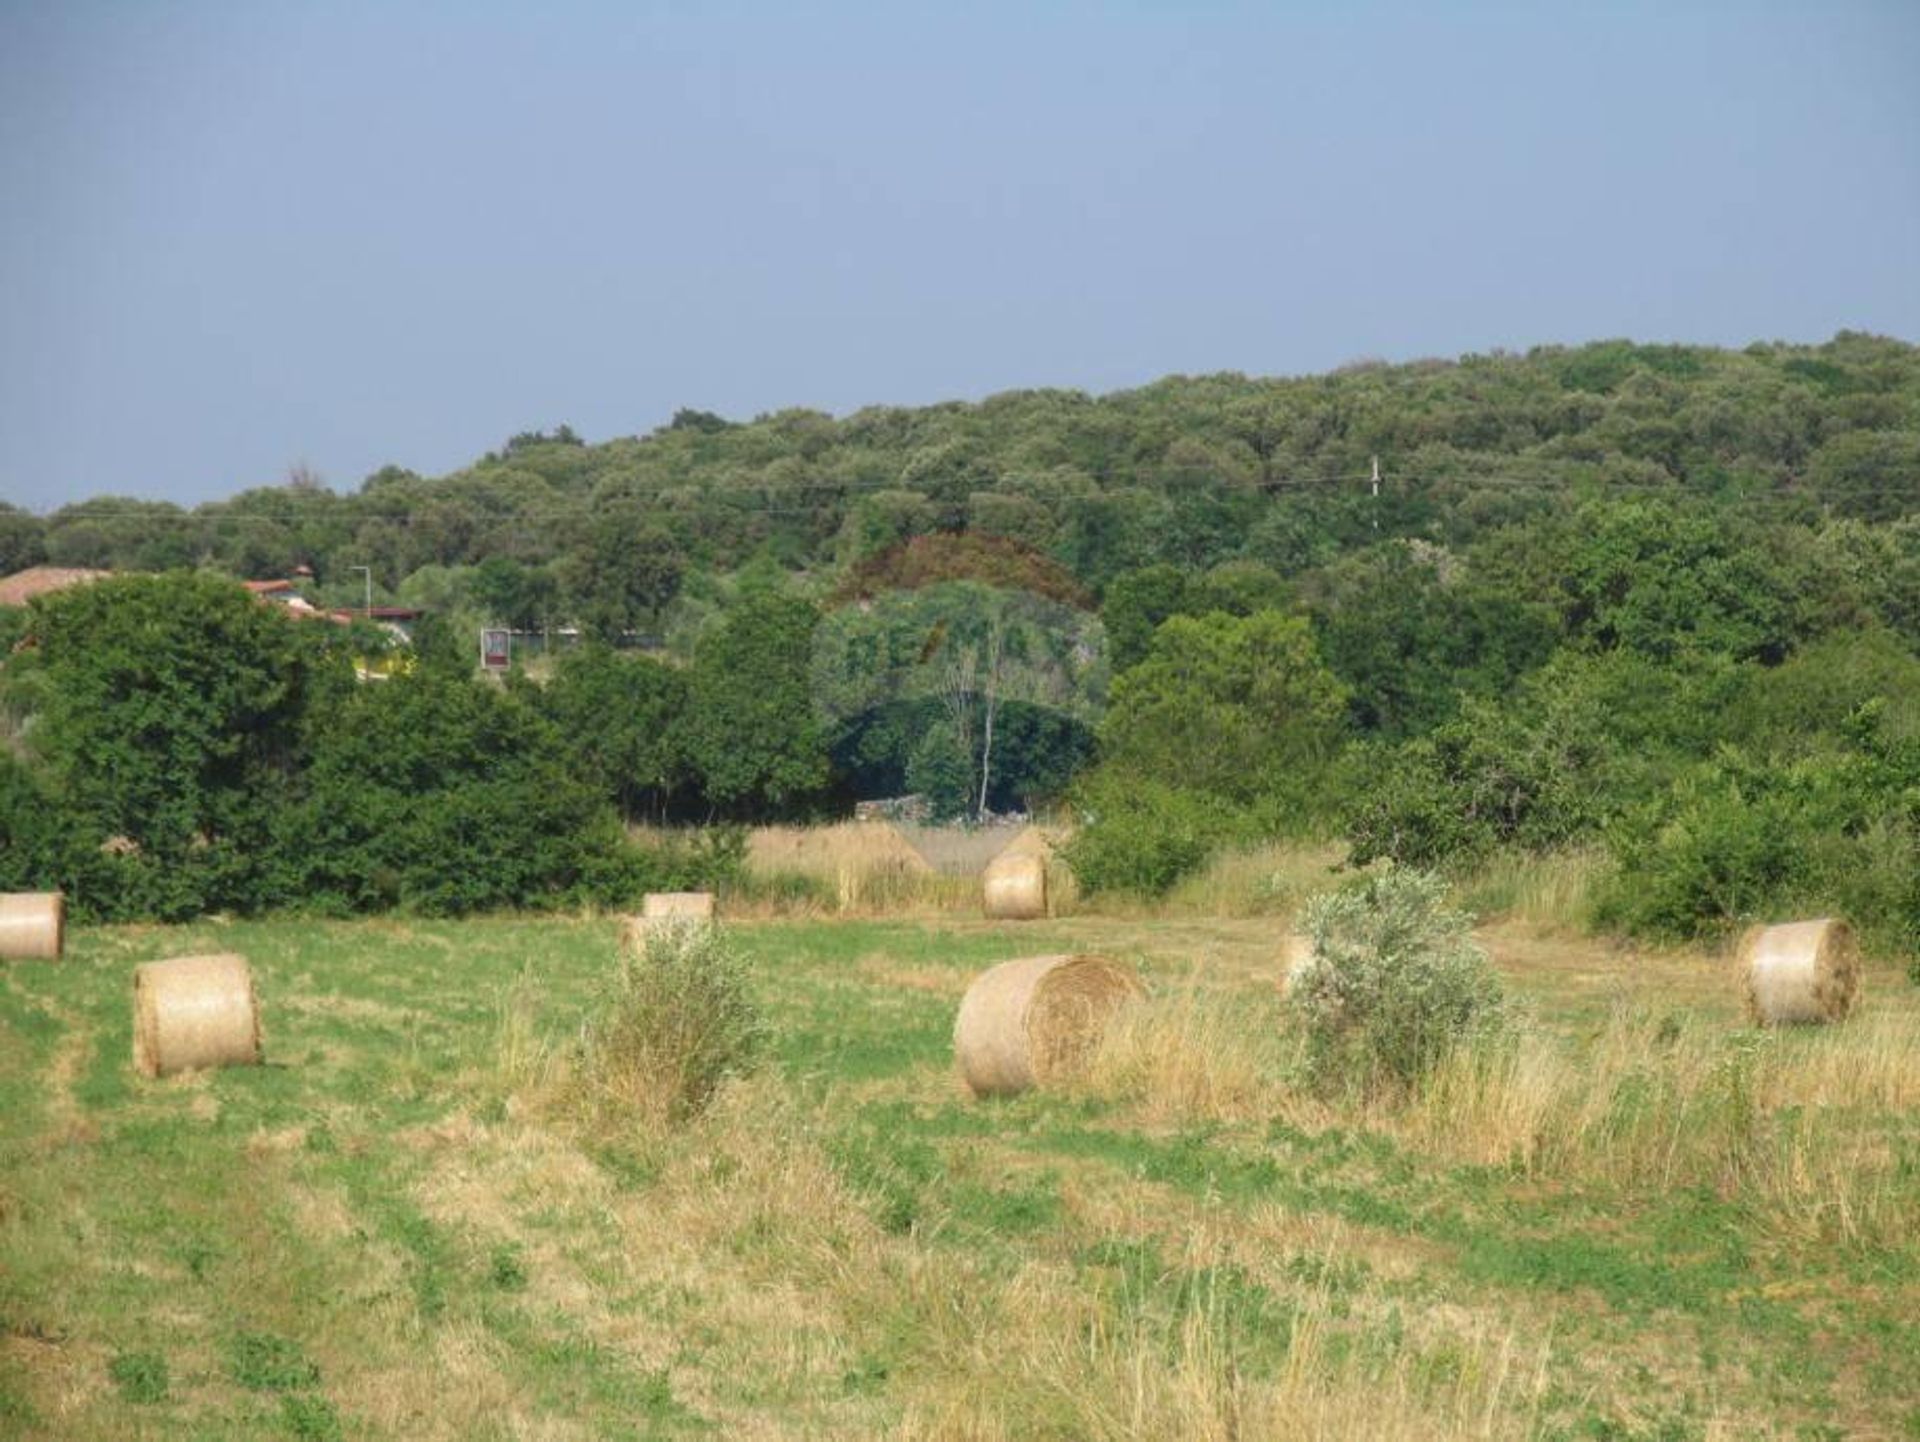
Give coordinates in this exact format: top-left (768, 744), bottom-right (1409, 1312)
top-left (349, 565), bottom-right (372, 617)
top-left (1370, 455), bottom-right (1381, 532)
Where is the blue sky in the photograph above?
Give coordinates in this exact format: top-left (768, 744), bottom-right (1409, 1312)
top-left (2, 0), bottom-right (1916, 510)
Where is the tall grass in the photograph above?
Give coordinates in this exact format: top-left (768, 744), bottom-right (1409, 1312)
top-left (727, 827), bottom-right (1617, 930)
top-left (1074, 967), bottom-right (1920, 1262)
top-left (1074, 980), bottom-right (1294, 1124)
top-left (734, 822), bottom-right (985, 915)
top-left (1397, 1005), bottom-right (1920, 1253)
top-left (1451, 848), bottom-right (1605, 929)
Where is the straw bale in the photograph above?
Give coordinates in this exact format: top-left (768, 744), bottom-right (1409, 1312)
top-left (0, 892), bottom-right (63, 960)
top-left (954, 953), bottom-right (1144, 1097)
top-left (1741, 918), bottom-right (1860, 1026)
top-left (133, 953), bottom-right (263, 1078)
top-left (982, 852), bottom-right (1047, 920)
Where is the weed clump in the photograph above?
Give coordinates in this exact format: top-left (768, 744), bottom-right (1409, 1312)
top-left (1290, 868), bottom-right (1504, 1094)
top-left (226, 1332), bottom-right (320, 1392)
top-left (579, 920), bottom-right (766, 1127)
top-left (108, 1351), bottom-right (169, 1404)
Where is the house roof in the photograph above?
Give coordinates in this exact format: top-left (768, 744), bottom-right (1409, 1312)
top-left (0, 566), bottom-right (113, 607)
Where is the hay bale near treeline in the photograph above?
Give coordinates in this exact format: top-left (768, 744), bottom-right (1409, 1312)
top-left (0, 893), bottom-right (64, 960)
top-left (133, 953), bottom-right (263, 1079)
top-left (982, 853), bottom-right (1047, 920)
top-left (622, 892), bottom-right (717, 948)
top-left (954, 953), bottom-right (1144, 1097)
top-left (1741, 918), bottom-right (1860, 1026)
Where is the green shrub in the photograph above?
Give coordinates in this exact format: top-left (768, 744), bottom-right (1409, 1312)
top-left (1290, 869), bottom-right (1505, 1094)
top-left (1595, 726), bottom-right (1919, 955)
top-left (579, 922), bottom-right (766, 1126)
top-left (226, 1332), bottom-right (320, 1392)
top-left (289, 670), bottom-right (634, 915)
top-left (1593, 759), bottom-right (1807, 941)
top-left (1343, 649), bottom-right (1737, 869)
top-left (279, 1393), bottom-right (344, 1442)
top-left (1061, 774), bottom-right (1246, 897)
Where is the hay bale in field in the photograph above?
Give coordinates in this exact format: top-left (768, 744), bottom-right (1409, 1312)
top-left (621, 891), bottom-right (717, 949)
top-left (1741, 918), bottom-right (1859, 1026)
top-left (0, 892), bottom-right (64, 960)
top-left (133, 953), bottom-right (263, 1079)
top-left (1279, 933), bottom-right (1316, 994)
top-left (954, 953), bottom-right (1144, 1097)
top-left (645, 891), bottom-right (716, 922)
top-left (982, 852), bottom-right (1047, 920)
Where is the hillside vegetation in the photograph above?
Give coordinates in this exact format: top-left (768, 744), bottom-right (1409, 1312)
top-left (1, 335), bottom-right (1916, 953)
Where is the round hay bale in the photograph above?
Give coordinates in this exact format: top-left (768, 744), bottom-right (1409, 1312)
top-left (953, 953), bottom-right (1144, 1097)
top-left (0, 892), bottom-right (64, 960)
top-left (1741, 918), bottom-right (1859, 1026)
top-left (133, 953), bottom-right (263, 1079)
top-left (1279, 934), bottom-right (1316, 995)
top-left (982, 852), bottom-right (1047, 921)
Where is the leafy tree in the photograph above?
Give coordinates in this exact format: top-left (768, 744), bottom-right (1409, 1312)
top-left (544, 645), bottom-right (689, 819)
top-left (835, 489), bottom-right (939, 563)
top-left (1560, 501), bottom-right (1789, 662)
top-left (1313, 543), bottom-right (1557, 736)
top-left (560, 509), bottom-right (684, 644)
top-left (471, 557), bottom-right (558, 631)
top-left (1059, 772), bottom-right (1247, 897)
top-left (15, 572), bottom-right (325, 917)
top-left (1097, 609), bottom-right (1348, 812)
top-left (0, 505), bottom-right (45, 575)
top-left (1594, 716), bottom-right (1919, 953)
top-left (290, 669), bottom-right (631, 915)
top-left (1806, 430), bottom-right (1920, 523)
top-left (683, 591), bottom-right (830, 814)
top-left (904, 720), bottom-right (974, 822)
top-left (1343, 648), bottom-right (1736, 868)
top-left (1102, 565), bottom-right (1190, 673)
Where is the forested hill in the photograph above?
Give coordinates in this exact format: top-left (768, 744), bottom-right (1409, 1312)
top-left (3, 333), bottom-right (1916, 619)
top-left (3, 332), bottom-right (1917, 944)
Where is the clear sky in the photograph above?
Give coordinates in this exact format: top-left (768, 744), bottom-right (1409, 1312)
top-left (2, 1), bottom-right (1916, 511)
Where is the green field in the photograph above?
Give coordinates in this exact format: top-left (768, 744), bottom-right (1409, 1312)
top-left (2, 913), bottom-right (1916, 1440)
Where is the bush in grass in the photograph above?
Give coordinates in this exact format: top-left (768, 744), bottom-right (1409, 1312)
top-left (226, 1332), bottom-right (320, 1392)
top-left (1595, 713), bottom-right (1919, 957)
top-left (279, 1394), bottom-right (344, 1442)
top-left (1290, 869), bottom-right (1505, 1093)
top-left (581, 922), bottom-right (766, 1126)
top-left (1060, 774), bottom-right (1247, 897)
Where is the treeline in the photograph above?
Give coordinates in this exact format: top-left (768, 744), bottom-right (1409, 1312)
top-left (1, 333), bottom-right (1917, 948)
top-left (0, 573), bottom-right (849, 919)
top-left (3, 333), bottom-right (1916, 626)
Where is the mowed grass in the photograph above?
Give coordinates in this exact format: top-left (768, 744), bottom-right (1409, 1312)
top-left (1, 910), bottom-right (1916, 1439)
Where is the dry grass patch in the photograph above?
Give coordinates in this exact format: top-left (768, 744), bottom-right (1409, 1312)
top-left (1072, 976), bottom-right (1292, 1125)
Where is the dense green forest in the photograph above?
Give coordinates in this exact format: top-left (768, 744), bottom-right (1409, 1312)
top-left (2, 334), bottom-right (1916, 950)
